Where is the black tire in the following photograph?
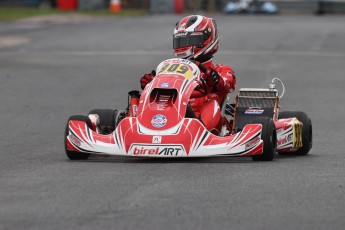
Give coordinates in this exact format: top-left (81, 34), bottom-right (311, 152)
top-left (88, 109), bottom-right (115, 128)
top-left (251, 117), bottom-right (277, 161)
top-left (64, 115), bottom-right (91, 160)
top-left (279, 111), bottom-right (312, 155)
top-left (88, 109), bottom-right (116, 134)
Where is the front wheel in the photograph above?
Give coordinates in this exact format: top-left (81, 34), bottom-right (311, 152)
top-left (279, 111), bottom-right (312, 155)
top-left (251, 117), bottom-right (277, 161)
top-left (88, 109), bottom-right (126, 134)
top-left (88, 109), bottom-right (116, 134)
top-left (64, 115), bottom-right (91, 160)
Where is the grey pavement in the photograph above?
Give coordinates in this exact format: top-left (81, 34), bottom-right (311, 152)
top-left (0, 15), bottom-right (345, 230)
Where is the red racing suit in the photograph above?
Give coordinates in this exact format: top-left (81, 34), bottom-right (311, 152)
top-left (190, 59), bottom-right (236, 133)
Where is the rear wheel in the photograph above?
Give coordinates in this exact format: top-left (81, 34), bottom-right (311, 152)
top-left (279, 111), bottom-right (312, 155)
top-left (64, 115), bottom-right (91, 160)
top-left (251, 117), bottom-right (277, 161)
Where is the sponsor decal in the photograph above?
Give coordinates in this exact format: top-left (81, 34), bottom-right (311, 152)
top-left (69, 134), bottom-right (81, 147)
top-left (179, 59), bottom-right (193, 65)
top-left (278, 133), bottom-right (293, 146)
top-left (287, 133), bottom-right (293, 142)
top-left (277, 136), bottom-right (287, 146)
top-left (174, 32), bottom-right (187, 38)
top-left (245, 137), bottom-right (260, 150)
top-left (176, 53), bottom-right (187, 57)
top-left (132, 105), bottom-right (138, 116)
top-left (151, 114), bottom-right (167, 128)
top-left (245, 109), bottom-right (264, 115)
top-left (161, 83), bottom-right (169, 88)
top-left (157, 104), bottom-right (166, 111)
top-left (152, 136), bottom-right (162, 144)
top-left (131, 145), bottom-right (184, 156)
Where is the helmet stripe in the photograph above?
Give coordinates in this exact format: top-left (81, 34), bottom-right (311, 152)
top-left (186, 15), bottom-right (203, 31)
top-left (193, 36), bottom-right (219, 59)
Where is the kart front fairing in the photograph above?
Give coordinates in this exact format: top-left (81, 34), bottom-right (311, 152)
top-left (137, 58), bottom-right (200, 131)
top-left (66, 58), bottom-right (264, 157)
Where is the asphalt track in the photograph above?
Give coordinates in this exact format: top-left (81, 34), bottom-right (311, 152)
top-left (0, 15), bottom-right (345, 230)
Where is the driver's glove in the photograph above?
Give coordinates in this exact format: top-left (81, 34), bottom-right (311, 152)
top-left (203, 68), bottom-right (221, 91)
top-left (140, 70), bottom-right (156, 90)
top-left (206, 68), bottom-right (220, 85)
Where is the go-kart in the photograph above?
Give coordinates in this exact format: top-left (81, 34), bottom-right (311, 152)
top-left (64, 58), bottom-right (312, 161)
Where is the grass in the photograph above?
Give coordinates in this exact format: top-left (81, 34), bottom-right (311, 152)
top-left (0, 7), bottom-right (149, 21)
top-left (0, 7), bottom-right (59, 21)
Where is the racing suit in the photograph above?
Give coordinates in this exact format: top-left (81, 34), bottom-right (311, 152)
top-left (141, 59), bottom-right (236, 133)
top-left (190, 59), bottom-right (236, 133)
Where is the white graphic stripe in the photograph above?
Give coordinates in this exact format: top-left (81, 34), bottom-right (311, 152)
top-left (186, 15), bottom-right (203, 31)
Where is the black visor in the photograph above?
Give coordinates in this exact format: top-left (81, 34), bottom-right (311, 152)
top-left (173, 31), bottom-right (210, 49)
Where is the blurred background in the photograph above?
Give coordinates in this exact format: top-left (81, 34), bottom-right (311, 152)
top-left (0, 0), bottom-right (345, 15)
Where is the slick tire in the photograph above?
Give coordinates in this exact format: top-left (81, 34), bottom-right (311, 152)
top-left (64, 115), bottom-right (91, 160)
top-left (88, 109), bottom-right (117, 134)
top-left (279, 111), bottom-right (312, 155)
top-left (251, 117), bottom-right (277, 161)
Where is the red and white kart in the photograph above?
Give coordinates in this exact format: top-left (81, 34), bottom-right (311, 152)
top-left (64, 58), bottom-right (312, 161)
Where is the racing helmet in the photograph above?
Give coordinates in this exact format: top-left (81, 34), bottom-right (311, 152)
top-left (173, 15), bottom-right (219, 61)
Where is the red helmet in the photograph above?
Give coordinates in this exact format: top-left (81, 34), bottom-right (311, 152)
top-left (173, 15), bottom-right (219, 61)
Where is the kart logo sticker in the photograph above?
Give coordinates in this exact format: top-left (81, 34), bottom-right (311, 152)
top-left (130, 144), bottom-right (185, 157)
top-left (245, 109), bottom-right (264, 115)
top-left (151, 114), bottom-right (167, 128)
top-left (152, 136), bottom-right (162, 143)
top-left (161, 83), bottom-right (169, 88)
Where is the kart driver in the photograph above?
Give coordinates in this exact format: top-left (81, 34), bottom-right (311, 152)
top-left (140, 15), bottom-right (236, 134)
